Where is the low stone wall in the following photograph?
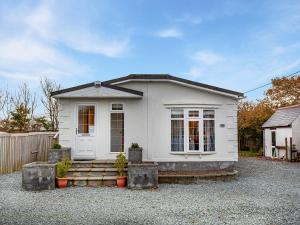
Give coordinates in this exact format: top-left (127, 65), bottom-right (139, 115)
top-left (157, 161), bottom-right (235, 173)
top-left (22, 162), bottom-right (56, 191)
top-left (127, 162), bottom-right (158, 189)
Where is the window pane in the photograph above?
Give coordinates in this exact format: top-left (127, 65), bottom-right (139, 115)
top-left (189, 121), bottom-right (199, 151)
top-left (111, 113), bottom-right (124, 152)
top-left (203, 120), bottom-right (215, 151)
top-left (171, 120), bottom-right (184, 151)
top-left (112, 104), bottom-right (123, 110)
top-left (203, 110), bottom-right (215, 118)
top-left (78, 105), bottom-right (95, 134)
top-left (171, 109), bottom-right (184, 118)
top-left (189, 110), bottom-right (199, 117)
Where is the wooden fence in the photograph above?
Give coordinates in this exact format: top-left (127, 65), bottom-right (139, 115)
top-left (0, 132), bottom-right (55, 174)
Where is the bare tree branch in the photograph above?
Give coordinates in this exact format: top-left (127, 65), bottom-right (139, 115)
top-left (40, 77), bottom-right (61, 131)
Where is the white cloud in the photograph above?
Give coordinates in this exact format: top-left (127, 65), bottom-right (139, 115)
top-left (155, 28), bottom-right (182, 38)
top-left (186, 66), bottom-right (203, 78)
top-left (175, 14), bottom-right (202, 25)
top-left (61, 31), bottom-right (129, 58)
top-left (192, 51), bottom-right (223, 65)
top-left (24, 1), bottom-right (55, 40)
top-left (0, 0), bottom-right (131, 82)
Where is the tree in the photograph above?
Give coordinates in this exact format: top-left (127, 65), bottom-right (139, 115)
top-left (0, 83), bottom-right (36, 132)
top-left (10, 103), bottom-right (30, 132)
top-left (11, 83), bottom-right (37, 119)
top-left (40, 77), bottom-right (61, 131)
top-left (238, 100), bottom-right (273, 150)
top-left (238, 75), bottom-right (300, 151)
top-left (264, 76), bottom-right (300, 108)
top-left (0, 90), bottom-right (9, 112)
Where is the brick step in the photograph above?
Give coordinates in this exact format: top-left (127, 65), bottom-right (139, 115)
top-left (67, 176), bottom-right (118, 187)
top-left (67, 167), bottom-right (127, 177)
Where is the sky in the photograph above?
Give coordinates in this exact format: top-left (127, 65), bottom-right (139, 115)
top-left (0, 0), bottom-right (300, 107)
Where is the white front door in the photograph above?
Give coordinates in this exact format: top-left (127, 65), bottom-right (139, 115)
top-left (75, 104), bottom-right (96, 159)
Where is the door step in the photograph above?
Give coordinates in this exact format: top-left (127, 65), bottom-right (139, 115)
top-left (67, 160), bottom-right (127, 187)
top-left (67, 176), bottom-right (118, 187)
top-left (67, 167), bottom-right (127, 177)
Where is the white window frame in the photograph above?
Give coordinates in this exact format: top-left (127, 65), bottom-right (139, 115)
top-left (170, 109), bottom-right (185, 152)
top-left (203, 110), bottom-right (215, 152)
top-left (76, 103), bottom-right (96, 137)
top-left (110, 102), bottom-right (125, 153)
top-left (170, 108), bottom-right (215, 154)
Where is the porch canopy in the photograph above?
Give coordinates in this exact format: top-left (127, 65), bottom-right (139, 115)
top-left (51, 81), bottom-right (143, 99)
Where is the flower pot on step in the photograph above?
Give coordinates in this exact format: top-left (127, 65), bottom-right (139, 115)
top-left (116, 176), bottom-right (127, 188)
top-left (56, 177), bottom-right (68, 188)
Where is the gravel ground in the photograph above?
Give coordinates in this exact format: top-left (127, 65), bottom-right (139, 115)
top-left (0, 158), bottom-right (299, 225)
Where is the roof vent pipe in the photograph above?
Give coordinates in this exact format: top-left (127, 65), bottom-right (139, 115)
top-left (94, 81), bottom-right (101, 87)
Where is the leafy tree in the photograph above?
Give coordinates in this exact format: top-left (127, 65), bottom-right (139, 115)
top-left (238, 75), bottom-right (300, 151)
top-left (238, 100), bottom-right (273, 150)
top-left (265, 76), bottom-right (300, 107)
top-left (34, 116), bottom-right (52, 130)
top-left (10, 104), bottom-right (30, 132)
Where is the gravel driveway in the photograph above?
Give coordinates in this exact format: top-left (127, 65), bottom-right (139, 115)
top-left (0, 158), bottom-right (299, 225)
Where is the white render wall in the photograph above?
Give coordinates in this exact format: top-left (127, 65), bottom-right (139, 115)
top-left (58, 81), bottom-right (239, 162)
top-left (264, 127), bottom-right (292, 158)
top-left (292, 115), bottom-right (300, 151)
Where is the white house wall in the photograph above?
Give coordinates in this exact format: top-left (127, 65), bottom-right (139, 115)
top-left (264, 127), bottom-right (292, 158)
top-left (292, 115), bottom-right (300, 150)
top-left (58, 81), bottom-right (239, 162)
top-left (119, 81), bottom-right (238, 162)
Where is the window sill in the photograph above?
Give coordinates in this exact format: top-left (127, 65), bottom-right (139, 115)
top-left (170, 151), bottom-right (216, 155)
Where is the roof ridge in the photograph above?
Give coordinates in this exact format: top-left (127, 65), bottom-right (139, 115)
top-left (278, 104), bottom-right (300, 110)
top-left (104, 74), bottom-right (244, 97)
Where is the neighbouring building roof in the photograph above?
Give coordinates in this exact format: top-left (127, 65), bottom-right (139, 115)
top-left (262, 104), bottom-right (300, 128)
top-left (51, 74), bottom-right (244, 98)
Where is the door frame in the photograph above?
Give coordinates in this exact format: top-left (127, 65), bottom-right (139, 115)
top-left (271, 130), bottom-right (276, 158)
top-left (73, 102), bottom-right (97, 159)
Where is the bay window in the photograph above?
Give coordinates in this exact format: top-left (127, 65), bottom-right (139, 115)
top-left (170, 109), bottom-right (215, 153)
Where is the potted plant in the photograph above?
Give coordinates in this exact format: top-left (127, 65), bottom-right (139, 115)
top-left (114, 153), bottom-right (127, 188)
top-left (128, 143), bottom-right (143, 163)
top-left (48, 142), bottom-right (71, 163)
top-left (56, 159), bottom-right (72, 188)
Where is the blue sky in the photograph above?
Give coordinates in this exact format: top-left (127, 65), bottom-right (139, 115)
top-left (0, 0), bottom-right (300, 102)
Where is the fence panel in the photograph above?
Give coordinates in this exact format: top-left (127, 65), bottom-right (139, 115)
top-left (0, 132), bottom-right (55, 174)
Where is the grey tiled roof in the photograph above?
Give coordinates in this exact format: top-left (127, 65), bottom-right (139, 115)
top-left (262, 105), bottom-right (300, 128)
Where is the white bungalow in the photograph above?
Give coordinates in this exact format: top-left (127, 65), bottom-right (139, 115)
top-left (51, 74), bottom-right (243, 172)
top-left (262, 104), bottom-right (300, 159)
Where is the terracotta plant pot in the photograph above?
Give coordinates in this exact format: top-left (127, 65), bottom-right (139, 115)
top-left (56, 177), bottom-right (68, 188)
top-left (116, 176), bottom-right (127, 188)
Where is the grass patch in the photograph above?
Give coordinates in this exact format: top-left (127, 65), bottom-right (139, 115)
top-left (239, 149), bottom-right (263, 157)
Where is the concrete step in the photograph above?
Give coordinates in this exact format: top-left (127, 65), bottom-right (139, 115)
top-left (67, 167), bottom-right (127, 177)
top-left (158, 170), bottom-right (238, 184)
top-left (71, 160), bottom-right (128, 168)
top-left (67, 176), bottom-right (118, 187)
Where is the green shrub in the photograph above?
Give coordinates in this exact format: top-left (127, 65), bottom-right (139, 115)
top-left (130, 143), bottom-right (140, 149)
top-left (114, 153), bottom-right (126, 177)
top-left (52, 142), bottom-right (61, 149)
top-left (56, 159), bottom-right (72, 178)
